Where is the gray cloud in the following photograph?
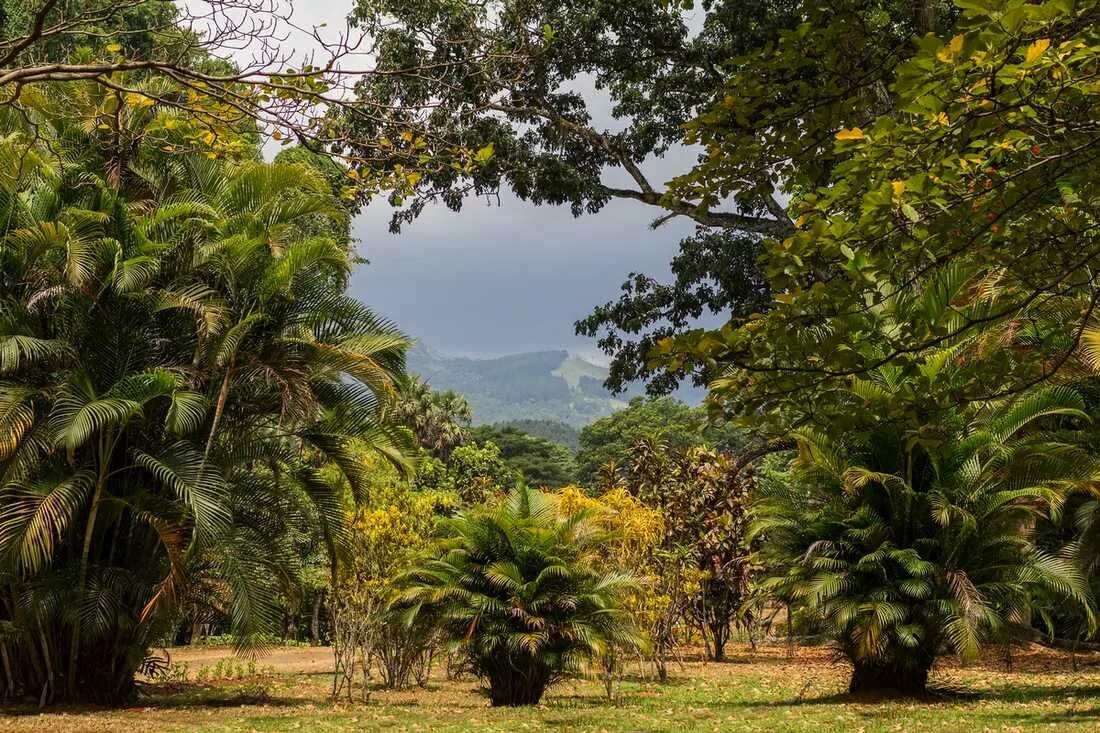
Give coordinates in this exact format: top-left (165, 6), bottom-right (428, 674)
top-left (350, 190), bottom-right (696, 360)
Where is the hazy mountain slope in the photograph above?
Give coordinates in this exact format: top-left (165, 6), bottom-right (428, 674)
top-left (407, 344), bottom-right (641, 427)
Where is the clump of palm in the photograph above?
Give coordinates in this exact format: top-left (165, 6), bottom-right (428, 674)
top-left (0, 88), bottom-right (413, 704)
top-left (391, 375), bottom-right (472, 458)
top-left (393, 485), bottom-right (640, 706)
top-left (754, 384), bottom-right (1095, 695)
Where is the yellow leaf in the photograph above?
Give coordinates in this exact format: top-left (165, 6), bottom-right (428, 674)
top-left (891, 180), bottom-right (906, 198)
top-left (936, 35), bottom-right (964, 63)
top-left (105, 42), bottom-right (123, 54)
top-left (1025, 38), bottom-right (1050, 63)
top-left (835, 128), bottom-right (865, 141)
top-left (125, 92), bottom-right (155, 108)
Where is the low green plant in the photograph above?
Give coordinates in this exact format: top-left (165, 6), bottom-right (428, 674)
top-left (394, 485), bottom-right (641, 706)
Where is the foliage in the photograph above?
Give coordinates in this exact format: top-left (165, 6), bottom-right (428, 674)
top-left (471, 425), bottom-right (577, 488)
top-left (392, 375), bottom-right (472, 459)
top-left (577, 229), bottom-right (769, 395)
top-left (666, 0), bottom-right (1100, 426)
top-left (0, 86), bottom-right (413, 704)
top-left (555, 485), bottom-right (695, 683)
top-left (347, 0), bottom-right (902, 234)
top-left (753, 381), bottom-right (1096, 694)
top-left (347, 1), bottom-right (964, 395)
top-left (612, 440), bottom-right (755, 662)
top-left (330, 455), bottom-right (454, 699)
top-left (394, 486), bottom-right (640, 706)
top-left (414, 441), bottom-right (523, 505)
top-left (575, 397), bottom-right (742, 486)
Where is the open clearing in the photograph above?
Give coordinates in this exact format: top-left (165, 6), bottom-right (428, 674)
top-left (3, 644), bottom-right (1100, 732)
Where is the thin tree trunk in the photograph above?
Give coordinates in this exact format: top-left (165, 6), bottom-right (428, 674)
top-left (311, 592), bottom-right (323, 644)
top-left (204, 359), bottom-right (234, 462)
top-left (68, 439), bottom-right (110, 697)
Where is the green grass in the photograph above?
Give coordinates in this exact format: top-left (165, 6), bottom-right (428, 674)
top-left (3, 646), bottom-right (1100, 732)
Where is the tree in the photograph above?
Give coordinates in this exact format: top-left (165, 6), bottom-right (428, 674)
top-left (555, 484), bottom-right (688, 685)
top-left (753, 382), bottom-right (1095, 694)
top-left (615, 439), bottom-right (755, 662)
top-left (330, 453), bottom-right (455, 700)
top-left (0, 88), bottom-right (413, 704)
top-left (392, 376), bottom-right (472, 459)
top-left (414, 440), bottom-right (523, 505)
top-left (394, 485), bottom-right (640, 706)
top-left (493, 419), bottom-right (580, 451)
top-left (666, 0), bottom-right (1100, 423)
top-left (471, 425), bottom-right (577, 488)
top-left (575, 397), bottom-right (742, 486)
top-left (346, 1), bottom-right (961, 393)
top-left (576, 229), bottom-right (769, 394)
top-left (348, 0), bottom-right (953, 233)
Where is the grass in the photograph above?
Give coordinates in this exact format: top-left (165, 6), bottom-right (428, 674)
top-left (3, 644), bottom-right (1100, 732)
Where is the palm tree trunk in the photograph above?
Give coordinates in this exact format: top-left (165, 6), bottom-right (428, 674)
top-left (204, 360), bottom-right (234, 462)
top-left (68, 434), bottom-right (111, 697)
top-left (848, 658), bottom-right (931, 696)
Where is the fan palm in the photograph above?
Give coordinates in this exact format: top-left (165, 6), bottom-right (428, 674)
top-left (0, 87), bottom-right (414, 704)
top-left (391, 375), bottom-right (472, 458)
top-left (753, 382), bottom-right (1096, 694)
top-left (394, 485), bottom-right (640, 706)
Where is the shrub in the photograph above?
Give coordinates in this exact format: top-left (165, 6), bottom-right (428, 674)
top-left (395, 486), bottom-right (640, 706)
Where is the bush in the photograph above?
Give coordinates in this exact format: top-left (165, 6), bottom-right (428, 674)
top-left (395, 486), bottom-right (640, 706)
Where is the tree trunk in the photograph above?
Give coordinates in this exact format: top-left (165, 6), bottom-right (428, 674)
top-left (848, 658), bottom-right (931, 696)
top-left (311, 592), bottom-right (323, 644)
top-left (486, 665), bottom-right (550, 706)
top-left (709, 619), bottom-right (729, 662)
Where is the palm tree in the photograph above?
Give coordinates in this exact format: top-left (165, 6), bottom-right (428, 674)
top-left (391, 375), bottom-right (472, 458)
top-left (0, 88), bottom-right (414, 703)
top-left (393, 485), bottom-right (640, 706)
top-left (753, 383), bottom-right (1095, 694)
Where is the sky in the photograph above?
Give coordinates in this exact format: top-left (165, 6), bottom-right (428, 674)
top-left (349, 183), bottom-right (697, 361)
top-left (222, 0), bottom-right (705, 361)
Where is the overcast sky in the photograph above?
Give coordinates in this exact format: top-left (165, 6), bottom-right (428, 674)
top-left (239, 1), bottom-right (704, 361)
top-left (349, 185), bottom-right (697, 361)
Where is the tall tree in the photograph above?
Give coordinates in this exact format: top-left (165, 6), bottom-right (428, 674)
top-left (0, 85), bottom-right (413, 704)
top-left (665, 0), bottom-right (1100, 425)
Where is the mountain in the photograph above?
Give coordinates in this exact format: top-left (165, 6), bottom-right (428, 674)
top-left (406, 344), bottom-right (646, 427)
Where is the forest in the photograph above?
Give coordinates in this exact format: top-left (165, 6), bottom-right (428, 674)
top-left (1, 0), bottom-right (1100, 731)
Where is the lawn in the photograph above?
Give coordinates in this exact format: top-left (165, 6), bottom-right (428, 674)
top-left (2, 644), bottom-right (1100, 732)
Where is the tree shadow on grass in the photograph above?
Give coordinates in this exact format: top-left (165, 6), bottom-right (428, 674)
top-left (0, 683), bottom-right (307, 718)
top-left (652, 680), bottom-right (1100, 712)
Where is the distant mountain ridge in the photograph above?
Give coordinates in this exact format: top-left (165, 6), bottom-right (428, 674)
top-left (406, 344), bottom-right (645, 427)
